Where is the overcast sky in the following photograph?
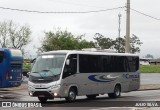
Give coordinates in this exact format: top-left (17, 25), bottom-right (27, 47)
top-left (0, 0), bottom-right (159, 58)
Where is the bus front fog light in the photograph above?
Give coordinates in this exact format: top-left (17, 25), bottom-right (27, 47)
top-left (29, 92), bottom-right (33, 96)
top-left (54, 93), bottom-right (58, 96)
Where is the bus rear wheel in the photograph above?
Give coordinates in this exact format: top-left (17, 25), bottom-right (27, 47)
top-left (38, 97), bottom-right (48, 103)
top-left (108, 85), bottom-right (121, 98)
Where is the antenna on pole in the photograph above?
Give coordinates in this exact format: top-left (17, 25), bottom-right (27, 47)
top-left (118, 13), bottom-right (122, 53)
top-left (125, 0), bottom-right (131, 53)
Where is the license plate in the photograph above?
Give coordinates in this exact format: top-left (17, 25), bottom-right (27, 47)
top-left (38, 95), bottom-right (45, 97)
top-left (33, 84), bottom-right (45, 88)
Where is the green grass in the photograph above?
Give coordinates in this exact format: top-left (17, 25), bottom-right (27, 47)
top-left (140, 65), bottom-right (160, 73)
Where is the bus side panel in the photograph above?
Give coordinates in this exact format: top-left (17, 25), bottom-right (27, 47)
top-left (60, 75), bottom-right (79, 97)
top-left (62, 73), bottom-right (99, 95)
top-left (120, 71), bottom-right (140, 92)
top-left (60, 71), bottom-right (140, 96)
top-left (128, 72), bottom-right (140, 91)
top-left (78, 73), bottom-right (103, 95)
top-left (0, 51), bottom-right (9, 88)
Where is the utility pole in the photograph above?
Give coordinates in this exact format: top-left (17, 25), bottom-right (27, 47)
top-left (125, 0), bottom-right (130, 53)
top-left (118, 13), bottom-right (122, 53)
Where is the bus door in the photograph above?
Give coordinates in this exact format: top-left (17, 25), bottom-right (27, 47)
top-left (62, 54), bottom-right (79, 93)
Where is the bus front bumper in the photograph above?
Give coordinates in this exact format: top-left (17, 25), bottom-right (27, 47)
top-left (28, 82), bottom-right (61, 98)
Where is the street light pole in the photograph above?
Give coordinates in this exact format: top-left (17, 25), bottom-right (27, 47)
top-left (125, 0), bottom-right (130, 53)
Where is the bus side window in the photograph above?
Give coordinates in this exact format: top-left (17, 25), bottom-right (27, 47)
top-left (0, 51), bottom-right (4, 63)
top-left (63, 54), bottom-right (77, 79)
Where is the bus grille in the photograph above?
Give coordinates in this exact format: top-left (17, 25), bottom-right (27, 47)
top-left (30, 79), bottom-right (53, 83)
top-left (33, 91), bottom-right (53, 97)
top-left (29, 75), bottom-right (60, 83)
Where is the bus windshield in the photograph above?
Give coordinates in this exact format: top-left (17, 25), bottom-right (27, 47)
top-left (31, 54), bottom-right (66, 77)
top-left (0, 51), bottom-right (4, 63)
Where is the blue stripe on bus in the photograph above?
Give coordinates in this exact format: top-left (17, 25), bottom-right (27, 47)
top-left (88, 75), bottom-right (115, 82)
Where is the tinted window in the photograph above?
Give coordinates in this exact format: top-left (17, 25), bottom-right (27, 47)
top-left (127, 56), bottom-right (139, 72)
top-left (63, 54), bottom-right (77, 79)
top-left (79, 55), bottom-right (101, 73)
top-left (102, 56), bottom-right (139, 72)
top-left (0, 51), bottom-right (4, 63)
top-left (79, 54), bottom-right (139, 73)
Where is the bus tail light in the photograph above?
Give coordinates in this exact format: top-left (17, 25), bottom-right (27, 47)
top-left (6, 71), bottom-right (10, 80)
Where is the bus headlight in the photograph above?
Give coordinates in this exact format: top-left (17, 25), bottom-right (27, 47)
top-left (28, 85), bottom-right (34, 90)
top-left (29, 92), bottom-right (33, 96)
top-left (49, 85), bottom-right (60, 90)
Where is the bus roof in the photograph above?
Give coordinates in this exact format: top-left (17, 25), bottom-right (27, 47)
top-left (41, 50), bottom-right (139, 57)
top-left (0, 48), bottom-right (22, 57)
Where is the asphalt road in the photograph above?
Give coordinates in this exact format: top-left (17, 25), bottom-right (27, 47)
top-left (0, 89), bottom-right (160, 110)
top-left (140, 73), bottom-right (160, 84)
top-left (0, 73), bottom-right (160, 110)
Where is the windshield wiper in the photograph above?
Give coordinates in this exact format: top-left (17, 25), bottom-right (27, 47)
top-left (32, 71), bottom-right (38, 73)
top-left (41, 70), bottom-right (49, 72)
top-left (40, 69), bottom-right (58, 76)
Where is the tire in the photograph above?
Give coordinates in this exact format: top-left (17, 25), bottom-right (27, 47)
top-left (21, 74), bottom-right (25, 81)
top-left (38, 97), bottom-right (48, 103)
top-left (86, 94), bottom-right (97, 100)
top-left (108, 85), bottom-right (121, 98)
top-left (65, 88), bottom-right (77, 102)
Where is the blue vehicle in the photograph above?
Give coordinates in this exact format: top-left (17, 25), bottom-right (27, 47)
top-left (0, 48), bottom-right (23, 88)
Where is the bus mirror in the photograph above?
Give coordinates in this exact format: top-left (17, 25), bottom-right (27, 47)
top-left (30, 58), bottom-right (36, 63)
top-left (30, 58), bottom-right (36, 68)
top-left (27, 72), bottom-right (31, 76)
top-left (66, 59), bottom-right (70, 65)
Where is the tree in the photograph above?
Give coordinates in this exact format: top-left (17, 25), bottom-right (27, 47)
top-left (145, 54), bottom-right (154, 59)
top-left (94, 33), bottom-right (114, 49)
top-left (130, 34), bottom-right (143, 53)
top-left (114, 37), bottom-right (125, 53)
top-left (39, 29), bottom-right (95, 52)
top-left (0, 20), bottom-right (31, 50)
top-left (0, 21), bottom-right (9, 48)
top-left (94, 33), bottom-right (143, 53)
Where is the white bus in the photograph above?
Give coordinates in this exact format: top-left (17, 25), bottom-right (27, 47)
top-left (28, 50), bottom-right (140, 103)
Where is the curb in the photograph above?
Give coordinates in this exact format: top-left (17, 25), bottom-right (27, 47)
top-left (138, 84), bottom-right (160, 91)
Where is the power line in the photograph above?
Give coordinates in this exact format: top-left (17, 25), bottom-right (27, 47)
top-left (130, 8), bottom-right (160, 20)
top-left (0, 6), bottom-right (125, 14)
top-left (50, 0), bottom-right (108, 9)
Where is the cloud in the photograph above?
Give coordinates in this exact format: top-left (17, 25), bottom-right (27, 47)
top-left (0, 0), bottom-right (159, 58)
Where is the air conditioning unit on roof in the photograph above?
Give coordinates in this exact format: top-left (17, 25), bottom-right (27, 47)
top-left (82, 48), bottom-right (117, 53)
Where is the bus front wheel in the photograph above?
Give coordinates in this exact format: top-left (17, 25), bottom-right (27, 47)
top-left (65, 88), bottom-right (77, 102)
top-left (38, 97), bottom-right (48, 103)
top-left (108, 85), bottom-right (121, 98)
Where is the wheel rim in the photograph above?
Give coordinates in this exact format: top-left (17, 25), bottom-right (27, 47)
top-left (115, 86), bottom-right (120, 96)
top-left (69, 91), bottom-right (75, 101)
